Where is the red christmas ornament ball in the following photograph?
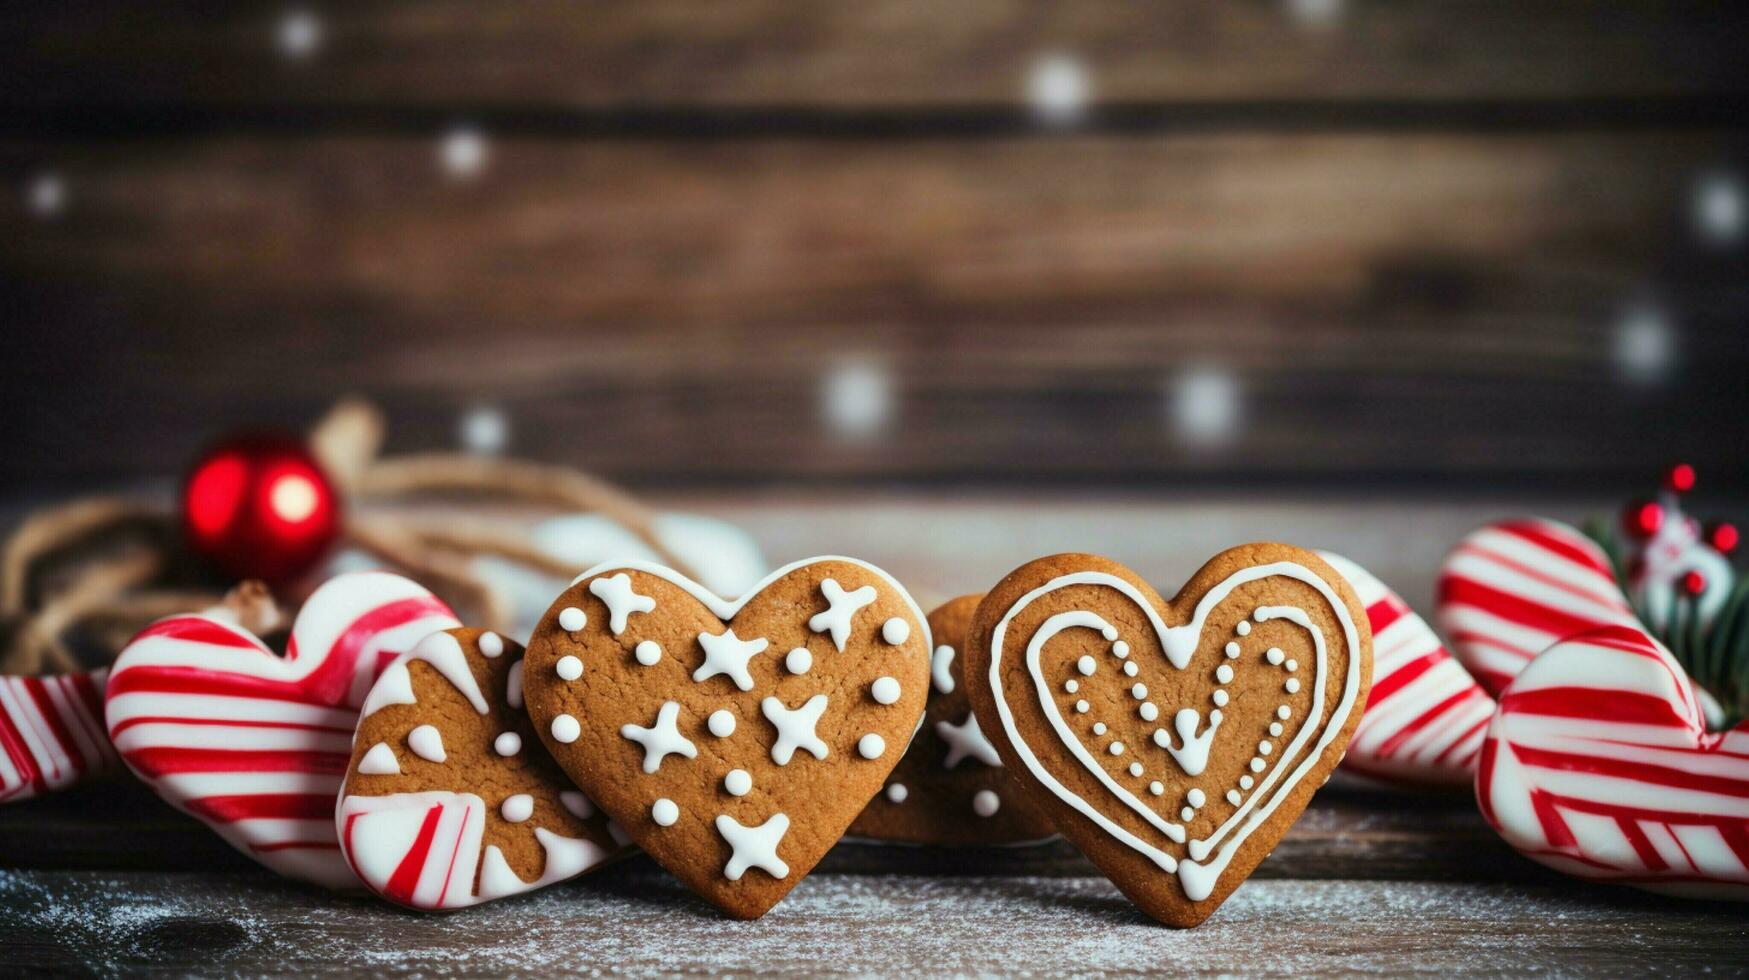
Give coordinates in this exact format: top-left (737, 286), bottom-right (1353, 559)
top-left (181, 433), bottom-right (341, 583)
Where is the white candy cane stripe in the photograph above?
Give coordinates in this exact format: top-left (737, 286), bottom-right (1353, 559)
top-left (339, 791), bottom-right (611, 909)
top-left (104, 572), bottom-right (459, 889)
top-left (1478, 624), bottom-right (1749, 899)
top-left (0, 669), bottom-right (115, 804)
top-left (1436, 519), bottom-right (1636, 695)
top-left (1321, 554), bottom-right (1493, 787)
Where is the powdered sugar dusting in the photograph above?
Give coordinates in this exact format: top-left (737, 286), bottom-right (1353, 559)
top-left (0, 869), bottom-right (1730, 974)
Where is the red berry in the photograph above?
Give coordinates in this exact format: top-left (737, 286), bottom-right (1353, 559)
top-left (1623, 499), bottom-right (1665, 538)
top-left (1682, 570), bottom-right (1708, 596)
top-left (1666, 463), bottom-right (1697, 493)
top-left (1709, 521), bottom-right (1740, 555)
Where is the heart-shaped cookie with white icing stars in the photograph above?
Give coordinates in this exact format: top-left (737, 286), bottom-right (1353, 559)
top-left (964, 546), bottom-right (1372, 927)
top-left (522, 557), bottom-right (930, 919)
top-left (338, 628), bottom-right (628, 910)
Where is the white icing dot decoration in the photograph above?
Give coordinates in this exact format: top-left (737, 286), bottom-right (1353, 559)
top-left (558, 607), bottom-right (587, 632)
top-left (1215, 665), bottom-right (1234, 684)
top-left (1224, 642), bottom-right (1241, 658)
top-left (1237, 621), bottom-right (1252, 636)
top-left (1212, 690), bottom-right (1229, 707)
top-left (881, 617), bottom-right (911, 645)
top-left (1278, 705), bottom-right (1292, 720)
top-left (1076, 655), bottom-right (1096, 676)
top-left (1181, 806), bottom-right (1195, 821)
top-left (886, 783), bottom-right (908, 803)
top-left (501, 794), bottom-right (534, 823)
top-left (1188, 788), bottom-right (1207, 807)
top-left (857, 733), bottom-right (886, 759)
top-left (1266, 647), bottom-right (1286, 666)
top-left (1152, 728), bottom-right (1171, 747)
top-left (493, 732), bottom-right (522, 757)
top-left (635, 641), bottom-right (663, 666)
top-left (555, 655), bottom-right (584, 681)
top-left (785, 647), bottom-right (813, 675)
top-left (1064, 679), bottom-right (1079, 694)
top-left (1112, 641), bottom-right (1130, 658)
top-left (1269, 722), bottom-right (1284, 737)
top-left (408, 725), bottom-right (446, 763)
top-left (1259, 740), bottom-right (1273, 755)
top-left (1286, 678), bottom-right (1302, 694)
top-left (972, 789), bottom-right (1000, 817)
top-left (724, 769), bottom-right (753, 797)
top-left (1227, 789), bottom-right (1242, 805)
top-left (870, 676), bottom-right (901, 705)
top-left (1100, 625), bottom-right (1118, 641)
top-left (708, 709), bottom-right (737, 738)
top-left (1122, 662), bottom-right (1138, 677)
top-left (1108, 741), bottom-right (1125, 756)
top-left (1139, 702), bottom-right (1159, 722)
top-left (1241, 774), bottom-right (1255, 790)
top-left (1249, 758), bottom-right (1266, 773)
top-left (1131, 683), bottom-right (1147, 699)
top-left (478, 632), bottom-right (504, 658)
top-left (1149, 781), bottom-right (1165, 796)
top-left (1075, 700), bottom-right (1090, 714)
top-left (651, 798), bottom-right (679, 827)
top-left (551, 714), bottom-right (581, 743)
top-left (1211, 709), bottom-right (1224, 724)
top-left (1128, 762), bottom-right (1144, 777)
top-left (1286, 659), bottom-right (1298, 673)
top-left (1092, 722), bottom-right (1108, 736)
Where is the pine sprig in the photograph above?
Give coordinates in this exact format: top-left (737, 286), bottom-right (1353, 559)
top-left (1584, 519), bottom-right (1747, 727)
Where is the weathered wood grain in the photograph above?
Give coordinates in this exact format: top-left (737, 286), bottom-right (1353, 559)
top-left (5, 1), bottom-right (1748, 116)
top-left (4, 133), bottom-right (1746, 485)
top-left (0, 775), bottom-right (1533, 883)
top-left (2, 869), bottom-right (1742, 976)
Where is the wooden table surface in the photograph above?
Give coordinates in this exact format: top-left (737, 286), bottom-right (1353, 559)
top-left (3, 492), bottom-right (1746, 975)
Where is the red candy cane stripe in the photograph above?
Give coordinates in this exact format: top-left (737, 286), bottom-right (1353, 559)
top-left (0, 669), bottom-right (115, 804)
top-left (1321, 553), bottom-right (1494, 787)
top-left (106, 572), bottom-right (458, 889)
top-left (1478, 624), bottom-right (1749, 899)
top-left (1436, 519), bottom-right (1637, 695)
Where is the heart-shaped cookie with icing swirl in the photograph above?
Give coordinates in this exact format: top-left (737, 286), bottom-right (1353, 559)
top-left (964, 546), bottom-right (1372, 927)
top-left (522, 556), bottom-right (930, 919)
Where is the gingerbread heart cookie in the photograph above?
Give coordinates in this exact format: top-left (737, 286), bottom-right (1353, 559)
top-left (338, 628), bottom-right (626, 909)
top-left (849, 595), bottom-right (1054, 845)
top-left (522, 557), bottom-right (929, 919)
top-left (964, 546), bottom-right (1371, 927)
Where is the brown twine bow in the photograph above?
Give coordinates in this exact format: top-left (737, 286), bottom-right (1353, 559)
top-left (0, 398), bottom-right (699, 676)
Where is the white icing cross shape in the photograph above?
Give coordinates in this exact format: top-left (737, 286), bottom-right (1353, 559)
top-left (715, 812), bottom-right (790, 881)
top-left (807, 578), bottom-right (877, 652)
top-left (936, 711), bottom-right (1002, 769)
top-left (694, 628), bottom-right (768, 692)
top-left (589, 573), bottom-right (656, 636)
top-left (621, 701), bottom-right (699, 773)
top-left (760, 694), bottom-right (829, 765)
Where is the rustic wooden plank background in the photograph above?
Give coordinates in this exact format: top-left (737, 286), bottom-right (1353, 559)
top-left (3, 5), bottom-right (1748, 968)
top-left (3, 2), bottom-right (1748, 488)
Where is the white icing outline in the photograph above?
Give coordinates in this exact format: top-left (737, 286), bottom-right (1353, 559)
top-left (988, 562), bottom-right (1362, 900)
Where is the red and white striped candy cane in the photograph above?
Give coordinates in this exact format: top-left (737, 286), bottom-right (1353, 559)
top-left (1478, 624), bottom-right (1749, 899)
top-left (105, 571), bottom-right (458, 889)
top-left (0, 669), bottom-right (115, 803)
top-left (1436, 518), bottom-right (1638, 696)
top-left (1321, 553), bottom-right (1494, 787)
